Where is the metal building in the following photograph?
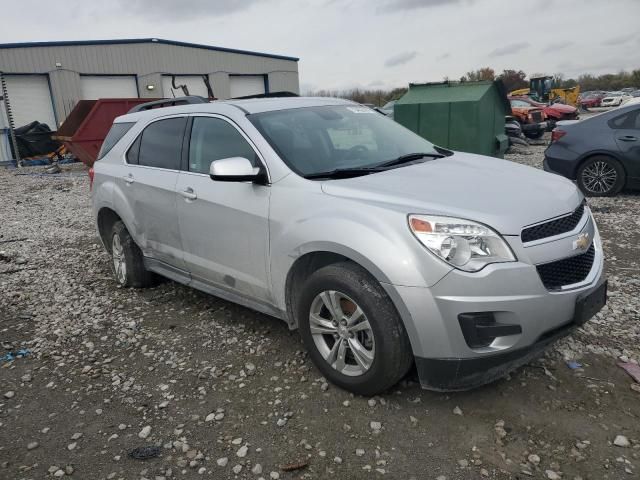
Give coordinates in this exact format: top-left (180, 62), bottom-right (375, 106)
top-left (0, 38), bottom-right (299, 161)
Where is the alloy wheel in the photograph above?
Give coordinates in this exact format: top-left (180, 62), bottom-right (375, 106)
top-left (309, 290), bottom-right (375, 376)
top-left (581, 161), bottom-right (617, 194)
top-left (112, 234), bottom-right (127, 285)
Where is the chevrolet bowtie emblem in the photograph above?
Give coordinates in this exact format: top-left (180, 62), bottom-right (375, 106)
top-left (573, 232), bottom-right (590, 251)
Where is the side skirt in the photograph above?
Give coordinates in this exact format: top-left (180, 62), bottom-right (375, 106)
top-left (143, 257), bottom-right (287, 322)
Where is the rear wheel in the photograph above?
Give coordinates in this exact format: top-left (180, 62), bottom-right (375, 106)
top-left (577, 155), bottom-right (625, 196)
top-left (297, 262), bottom-right (413, 396)
top-left (110, 221), bottom-right (156, 287)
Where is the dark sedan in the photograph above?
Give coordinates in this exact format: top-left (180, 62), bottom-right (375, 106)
top-left (544, 103), bottom-right (640, 196)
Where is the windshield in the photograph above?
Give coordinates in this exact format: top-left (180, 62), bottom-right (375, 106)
top-left (248, 105), bottom-right (438, 177)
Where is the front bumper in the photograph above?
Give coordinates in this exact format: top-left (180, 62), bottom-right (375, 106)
top-left (415, 278), bottom-right (606, 391)
top-left (384, 211), bottom-right (605, 391)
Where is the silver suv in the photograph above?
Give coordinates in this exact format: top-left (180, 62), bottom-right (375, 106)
top-left (92, 97), bottom-right (607, 395)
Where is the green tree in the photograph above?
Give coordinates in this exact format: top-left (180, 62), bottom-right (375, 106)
top-left (460, 67), bottom-right (495, 82)
top-left (497, 69), bottom-right (528, 92)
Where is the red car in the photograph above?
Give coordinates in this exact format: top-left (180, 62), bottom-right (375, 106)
top-left (580, 94), bottom-right (604, 108)
top-left (509, 96), bottom-right (578, 130)
top-left (510, 96), bottom-right (578, 121)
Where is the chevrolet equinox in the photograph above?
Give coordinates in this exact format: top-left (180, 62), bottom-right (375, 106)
top-left (92, 97), bottom-right (607, 395)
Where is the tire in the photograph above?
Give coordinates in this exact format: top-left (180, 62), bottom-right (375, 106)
top-left (110, 221), bottom-right (156, 288)
top-left (576, 155), bottom-right (625, 197)
top-left (524, 129), bottom-right (545, 140)
top-left (297, 262), bottom-right (413, 396)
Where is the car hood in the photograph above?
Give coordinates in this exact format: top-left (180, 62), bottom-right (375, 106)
top-left (321, 153), bottom-right (582, 235)
top-left (547, 104), bottom-right (576, 114)
top-left (512, 106), bottom-right (542, 114)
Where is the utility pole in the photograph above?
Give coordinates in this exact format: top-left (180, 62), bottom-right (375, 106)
top-left (0, 71), bottom-right (21, 167)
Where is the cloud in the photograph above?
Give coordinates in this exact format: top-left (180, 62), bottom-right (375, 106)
top-left (489, 42), bottom-right (530, 57)
top-left (541, 41), bottom-right (573, 53)
top-left (378, 0), bottom-right (467, 13)
top-left (602, 33), bottom-right (636, 46)
top-left (121, 0), bottom-right (260, 20)
top-left (384, 51), bottom-right (418, 67)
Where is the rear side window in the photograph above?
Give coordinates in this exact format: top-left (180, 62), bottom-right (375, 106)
top-left (97, 122), bottom-right (134, 160)
top-left (126, 136), bottom-right (141, 164)
top-left (137, 117), bottom-right (187, 170)
top-left (188, 117), bottom-right (259, 174)
top-left (609, 109), bottom-right (640, 130)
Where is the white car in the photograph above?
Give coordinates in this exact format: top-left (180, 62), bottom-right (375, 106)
top-left (601, 92), bottom-right (633, 107)
top-left (618, 96), bottom-right (640, 108)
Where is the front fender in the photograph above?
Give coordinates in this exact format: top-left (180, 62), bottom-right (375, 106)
top-left (269, 201), bottom-right (453, 312)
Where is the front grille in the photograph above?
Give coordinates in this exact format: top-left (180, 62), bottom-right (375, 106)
top-left (521, 203), bottom-right (585, 243)
top-left (536, 244), bottom-right (595, 290)
top-left (531, 111), bottom-right (544, 122)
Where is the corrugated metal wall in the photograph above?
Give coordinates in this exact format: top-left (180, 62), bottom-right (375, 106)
top-left (0, 41), bottom-right (300, 126)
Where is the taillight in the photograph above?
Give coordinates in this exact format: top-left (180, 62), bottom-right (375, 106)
top-left (89, 167), bottom-right (95, 190)
top-left (551, 129), bottom-right (567, 143)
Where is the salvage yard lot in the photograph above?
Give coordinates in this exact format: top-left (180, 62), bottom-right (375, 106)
top-left (1, 141), bottom-right (639, 479)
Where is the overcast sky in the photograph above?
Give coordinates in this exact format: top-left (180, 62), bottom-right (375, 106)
top-left (1, 0), bottom-right (639, 93)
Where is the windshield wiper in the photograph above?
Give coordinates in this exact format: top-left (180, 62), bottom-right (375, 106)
top-left (304, 167), bottom-right (385, 179)
top-left (376, 152), bottom-right (444, 168)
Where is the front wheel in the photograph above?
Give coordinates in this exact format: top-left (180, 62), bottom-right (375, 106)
top-left (297, 262), bottom-right (413, 396)
top-left (577, 156), bottom-right (625, 196)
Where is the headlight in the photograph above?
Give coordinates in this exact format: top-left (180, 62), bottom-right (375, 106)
top-left (408, 215), bottom-right (516, 272)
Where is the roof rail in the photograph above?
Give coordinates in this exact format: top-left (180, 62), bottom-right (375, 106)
top-left (230, 91), bottom-right (299, 100)
top-left (128, 96), bottom-right (208, 113)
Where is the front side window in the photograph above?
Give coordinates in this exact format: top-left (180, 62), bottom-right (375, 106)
top-left (249, 105), bottom-right (438, 176)
top-left (137, 117), bottom-right (187, 170)
top-left (98, 122), bottom-right (134, 160)
top-left (510, 100), bottom-right (530, 108)
top-left (188, 117), bottom-right (259, 174)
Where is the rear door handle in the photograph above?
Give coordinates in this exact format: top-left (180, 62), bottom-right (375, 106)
top-left (180, 188), bottom-right (198, 200)
top-left (619, 135), bottom-right (638, 142)
top-left (123, 175), bottom-right (134, 184)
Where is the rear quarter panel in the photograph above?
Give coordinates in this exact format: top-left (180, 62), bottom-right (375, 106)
top-left (546, 116), bottom-right (623, 178)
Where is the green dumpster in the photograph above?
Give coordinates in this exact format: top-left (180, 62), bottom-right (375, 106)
top-left (394, 80), bottom-right (510, 158)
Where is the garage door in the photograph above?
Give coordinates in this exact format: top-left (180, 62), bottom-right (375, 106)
top-left (80, 76), bottom-right (138, 100)
top-left (162, 75), bottom-right (210, 99)
top-left (2, 75), bottom-right (57, 128)
top-left (229, 75), bottom-right (266, 98)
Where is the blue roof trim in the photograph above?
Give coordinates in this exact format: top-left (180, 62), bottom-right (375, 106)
top-left (0, 38), bottom-right (299, 62)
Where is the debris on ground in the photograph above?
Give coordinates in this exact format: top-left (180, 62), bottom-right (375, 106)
top-left (618, 361), bottom-right (640, 383)
top-left (128, 446), bottom-right (162, 460)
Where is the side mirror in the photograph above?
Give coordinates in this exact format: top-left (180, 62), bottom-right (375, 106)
top-left (209, 157), bottom-right (263, 183)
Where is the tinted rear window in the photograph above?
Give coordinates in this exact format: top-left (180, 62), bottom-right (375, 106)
top-left (97, 122), bottom-right (134, 160)
top-left (138, 117), bottom-right (187, 170)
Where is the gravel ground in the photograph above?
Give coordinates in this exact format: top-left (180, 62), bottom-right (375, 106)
top-left (1, 136), bottom-right (639, 479)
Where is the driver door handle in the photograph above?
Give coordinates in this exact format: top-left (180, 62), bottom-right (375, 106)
top-left (123, 174), bottom-right (134, 184)
top-left (180, 188), bottom-right (198, 200)
top-left (619, 135), bottom-right (637, 142)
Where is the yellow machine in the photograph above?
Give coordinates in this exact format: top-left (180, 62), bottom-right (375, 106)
top-left (509, 76), bottom-right (580, 107)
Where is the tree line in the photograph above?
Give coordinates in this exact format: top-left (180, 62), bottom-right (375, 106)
top-left (308, 68), bottom-right (640, 106)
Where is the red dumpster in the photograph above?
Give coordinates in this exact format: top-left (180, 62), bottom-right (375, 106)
top-left (53, 98), bottom-right (158, 166)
